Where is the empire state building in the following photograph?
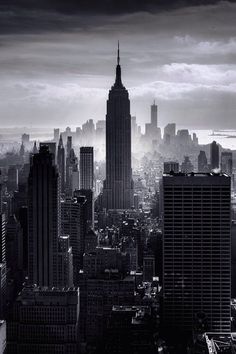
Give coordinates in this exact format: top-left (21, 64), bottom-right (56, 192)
top-left (103, 44), bottom-right (134, 209)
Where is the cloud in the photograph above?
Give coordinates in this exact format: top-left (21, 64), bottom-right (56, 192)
top-left (162, 63), bottom-right (236, 85)
top-left (0, 1), bottom-right (236, 129)
top-left (2, 0), bottom-right (235, 16)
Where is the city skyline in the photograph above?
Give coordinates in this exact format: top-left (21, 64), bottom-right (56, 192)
top-left (0, 2), bottom-right (236, 353)
top-left (0, 1), bottom-right (236, 129)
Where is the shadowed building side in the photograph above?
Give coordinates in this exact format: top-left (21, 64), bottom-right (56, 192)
top-left (28, 145), bottom-right (60, 287)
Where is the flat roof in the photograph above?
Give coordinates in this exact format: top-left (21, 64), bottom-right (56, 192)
top-left (163, 172), bottom-right (230, 178)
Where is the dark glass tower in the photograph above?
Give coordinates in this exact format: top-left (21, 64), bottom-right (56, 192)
top-left (28, 145), bottom-right (60, 287)
top-left (103, 43), bottom-right (133, 209)
top-left (162, 172), bottom-right (231, 333)
top-left (80, 146), bottom-right (94, 190)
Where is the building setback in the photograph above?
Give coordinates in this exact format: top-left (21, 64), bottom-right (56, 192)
top-left (103, 43), bottom-right (133, 209)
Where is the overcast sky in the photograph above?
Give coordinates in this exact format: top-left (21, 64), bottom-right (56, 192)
top-left (0, 0), bottom-right (236, 129)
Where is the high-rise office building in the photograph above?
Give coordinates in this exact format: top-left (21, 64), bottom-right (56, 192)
top-left (198, 150), bottom-right (208, 172)
top-left (61, 195), bottom-right (87, 285)
top-left (77, 189), bottom-right (94, 229)
top-left (0, 214), bottom-right (6, 265)
top-left (85, 275), bottom-right (135, 344)
top-left (39, 142), bottom-right (56, 164)
top-left (21, 133), bottom-right (30, 145)
top-left (0, 179), bottom-right (7, 319)
top-left (231, 221), bottom-right (236, 298)
top-left (32, 141), bottom-right (38, 154)
top-left (163, 161), bottom-right (179, 174)
top-left (0, 264), bottom-right (6, 319)
top-left (0, 177), bottom-right (2, 215)
top-left (7, 286), bottom-right (79, 354)
top-left (145, 101), bottom-right (161, 144)
top-left (151, 100), bottom-right (158, 128)
top-left (66, 136), bottom-right (78, 196)
top-left (210, 140), bottom-right (220, 170)
top-left (67, 136), bottom-right (72, 156)
top-left (177, 129), bottom-right (191, 146)
top-left (6, 214), bottom-right (23, 282)
top-left (80, 146), bottom-right (94, 190)
top-left (0, 321), bottom-right (6, 354)
top-left (221, 151), bottom-right (233, 175)
top-left (7, 165), bottom-right (18, 192)
top-left (19, 143), bottom-right (25, 159)
top-left (103, 44), bottom-right (133, 209)
top-left (181, 156), bottom-right (194, 173)
top-left (57, 134), bottom-right (65, 193)
top-left (164, 123), bottom-right (176, 144)
top-left (28, 145), bottom-right (60, 287)
top-left (53, 128), bottom-right (60, 142)
top-left (58, 235), bottom-right (73, 287)
top-left (162, 172), bottom-right (231, 333)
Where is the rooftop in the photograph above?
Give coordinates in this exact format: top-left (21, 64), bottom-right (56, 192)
top-left (204, 333), bottom-right (236, 354)
top-left (164, 172), bottom-right (230, 178)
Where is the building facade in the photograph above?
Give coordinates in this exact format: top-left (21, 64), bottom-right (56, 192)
top-left (28, 145), bottom-right (60, 287)
top-left (7, 286), bottom-right (79, 354)
top-left (79, 147), bottom-right (94, 190)
top-left (162, 172), bottom-right (231, 333)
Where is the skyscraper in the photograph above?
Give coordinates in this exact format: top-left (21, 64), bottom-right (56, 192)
top-left (0, 178), bottom-right (7, 319)
top-left (28, 145), bottom-right (60, 287)
top-left (7, 165), bottom-right (18, 192)
top-left (7, 286), bottom-right (79, 354)
top-left (61, 195), bottom-right (87, 285)
top-left (80, 146), bottom-right (94, 190)
top-left (39, 142), bottom-right (56, 164)
top-left (57, 134), bottom-right (65, 193)
top-left (162, 172), bottom-right (231, 333)
top-left (210, 140), bottom-right (220, 170)
top-left (181, 156), bottom-right (194, 173)
top-left (221, 151), bottom-right (233, 175)
top-left (164, 123), bottom-right (176, 144)
top-left (0, 178), bottom-right (6, 265)
top-left (66, 136), bottom-right (78, 196)
top-left (198, 150), bottom-right (208, 172)
top-left (163, 161), bottom-right (179, 174)
top-left (103, 43), bottom-right (133, 209)
top-left (145, 100), bottom-right (161, 143)
top-left (53, 128), bottom-right (60, 142)
top-left (151, 100), bottom-right (158, 128)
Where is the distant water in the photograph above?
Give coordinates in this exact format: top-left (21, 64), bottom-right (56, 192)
top-left (1, 127), bottom-right (236, 150)
top-left (190, 130), bottom-right (236, 150)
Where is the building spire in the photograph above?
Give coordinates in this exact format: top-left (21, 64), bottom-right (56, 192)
top-left (117, 40), bottom-right (120, 65)
top-left (59, 134), bottom-right (63, 147)
top-left (114, 41), bottom-right (123, 88)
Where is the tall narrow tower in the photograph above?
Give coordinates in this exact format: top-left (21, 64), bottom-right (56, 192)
top-left (103, 43), bottom-right (133, 209)
top-left (28, 145), bottom-right (60, 287)
top-left (210, 140), bottom-right (219, 170)
top-left (80, 147), bottom-right (94, 190)
top-left (57, 134), bottom-right (65, 193)
top-left (151, 100), bottom-right (158, 128)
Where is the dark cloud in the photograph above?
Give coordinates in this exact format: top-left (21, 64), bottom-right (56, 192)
top-left (1, 0), bottom-right (236, 14)
top-left (0, 0), bottom-right (235, 34)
